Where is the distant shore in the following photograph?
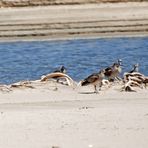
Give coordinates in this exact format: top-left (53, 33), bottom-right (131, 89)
top-left (0, 0), bottom-right (147, 8)
top-left (0, 2), bottom-right (148, 42)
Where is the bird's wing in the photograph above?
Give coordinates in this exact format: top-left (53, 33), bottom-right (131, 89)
top-left (86, 74), bottom-right (99, 83)
top-left (104, 67), bottom-right (112, 76)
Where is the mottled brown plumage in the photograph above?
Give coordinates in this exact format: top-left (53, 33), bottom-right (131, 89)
top-left (104, 63), bottom-right (122, 81)
top-left (81, 69), bottom-right (105, 93)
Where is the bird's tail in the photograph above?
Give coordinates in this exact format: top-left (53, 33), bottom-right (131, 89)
top-left (80, 79), bottom-right (90, 86)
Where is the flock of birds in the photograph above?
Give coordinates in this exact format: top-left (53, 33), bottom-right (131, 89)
top-left (42, 60), bottom-right (148, 93)
top-left (0, 60), bottom-right (147, 93)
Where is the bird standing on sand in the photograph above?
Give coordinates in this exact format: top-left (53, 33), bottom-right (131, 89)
top-left (104, 59), bottom-right (122, 81)
top-left (81, 69), bottom-right (105, 93)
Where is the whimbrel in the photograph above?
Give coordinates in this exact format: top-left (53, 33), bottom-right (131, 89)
top-left (81, 69), bottom-right (105, 93)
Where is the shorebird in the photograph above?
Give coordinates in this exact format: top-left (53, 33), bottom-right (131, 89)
top-left (52, 65), bottom-right (67, 82)
top-left (54, 65), bottom-right (67, 74)
top-left (129, 63), bottom-right (139, 73)
top-left (81, 69), bottom-right (105, 93)
top-left (104, 61), bottom-right (122, 81)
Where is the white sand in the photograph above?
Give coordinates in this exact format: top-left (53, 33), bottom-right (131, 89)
top-left (0, 80), bottom-right (148, 148)
top-left (0, 2), bottom-right (148, 41)
top-left (0, 2), bottom-right (148, 148)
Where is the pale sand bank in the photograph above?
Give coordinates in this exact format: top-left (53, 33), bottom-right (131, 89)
top-left (0, 80), bottom-right (148, 148)
top-left (0, 2), bottom-right (148, 147)
top-left (0, 2), bottom-right (148, 41)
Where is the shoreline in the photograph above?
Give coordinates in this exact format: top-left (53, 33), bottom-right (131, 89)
top-left (0, 32), bottom-right (148, 43)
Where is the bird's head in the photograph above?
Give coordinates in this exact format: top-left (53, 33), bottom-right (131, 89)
top-left (99, 69), bottom-right (105, 77)
top-left (60, 65), bottom-right (67, 73)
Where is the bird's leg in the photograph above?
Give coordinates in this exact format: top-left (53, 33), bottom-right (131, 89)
top-left (98, 81), bottom-right (103, 91)
top-left (94, 85), bottom-right (98, 94)
top-left (56, 78), bottom-right (60, 83)
top-left (116, 76), bottom-right (122, 81)
top-left (109, 78), bottom-right (114, 82)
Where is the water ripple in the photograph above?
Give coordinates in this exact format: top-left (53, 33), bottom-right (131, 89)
top-left (0, 37), bottom-right (148, 84)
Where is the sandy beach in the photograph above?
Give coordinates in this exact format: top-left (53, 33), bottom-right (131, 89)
top-left (0, 78), bottom-right (148, 148)
top-left (0, 1), bottom-right (148, 148)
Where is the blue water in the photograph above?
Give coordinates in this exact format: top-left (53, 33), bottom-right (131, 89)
top-left (0, 37), bottom-right (148, 84)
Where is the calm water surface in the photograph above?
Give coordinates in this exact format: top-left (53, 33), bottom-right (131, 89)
top-left (0, 37), bottom-right (148, 84)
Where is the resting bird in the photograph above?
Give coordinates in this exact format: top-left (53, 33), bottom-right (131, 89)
top-left (104, 62), bottom-right (122, 81)
top-left (54, 65), bottom-right (67, 74)
top-left (52, 65), bottom-right (67, 81)
top-left (129, 63), bottom-right (139, 73)
top-left (81, 69), bottom-right (105, 93)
